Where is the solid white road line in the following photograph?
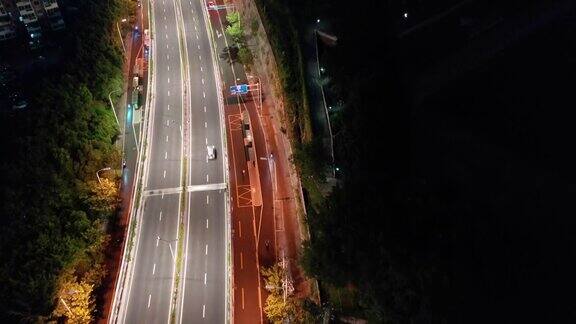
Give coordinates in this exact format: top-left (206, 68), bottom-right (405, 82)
top-left (148, 294), bottom-right (152, 308)
top-left (168, 90), bottom-right (171, 96)
top-left (166, 135), bottom-right (169, 142)
top-left (168, 77), bottom-right (170, 83)
top-left (206, 195), bottom-right (209, 204)
top-left (164, 16), bottom-right (166, 20)
top-left (163, 170), bottom-right (167, 178)
top-left (165, 151), bottom-right (168, 159)
top-left (156, 236), bottom-right (160, 247)
top-left (206, 174), bottom-right (209, 182)
top-left (204, 106), bottom-right (206, 112)
top-left (202, 304), bottom-right (205, 318)
top-left (196, 34), bottom-right (199, 40)
top-left (167, 104), bottom-right (170, 110)
top-left (206, 218), bottom-right (209, 228)
top-left (204, 121), bottom-right (207, 128)
top-left (167, 65), bottom-right (170, 71)
top-left (153, 263), bottom-right (156, 275)
top-left (159, 211), bottom-right (163, 221)
top-left (200, 67), bottom-right (203, 72)
top-left (204, 272), bottom-right (207, 285)
top-left (240, 252), bottom-right (243, 269)
top-left (165, 25), bottom-right (168, 29)
top-left (195, 26), bottom-right (198, 31)
top-left (166, 120), bottom-right (170, 126)
top-left (203, 91), bottom-right (205, 98)
top-left (205, 244), bottom-right (208, 255)
top-left (201, 78), bottom-right (204, 84)
top-left (165, 34), bottom-right (168, 39)
top-left (167, 54), bottom-right (170, 60)
top-left (239, 221), bottom-right (242, 238)
top-left (205, 138), bottom-right (208, 144)
top-left (199, 55), bottom-right (202, 61)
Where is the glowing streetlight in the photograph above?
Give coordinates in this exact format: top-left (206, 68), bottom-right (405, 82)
top-left (96, 167), bottom-right (112, 184)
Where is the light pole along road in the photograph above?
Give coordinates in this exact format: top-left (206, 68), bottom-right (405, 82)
top-left (115, 0), bottom-right (228, 322)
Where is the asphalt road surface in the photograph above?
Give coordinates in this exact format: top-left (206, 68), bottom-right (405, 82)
top-left (177, 0), bottom-right (227, 322)
top-left (122, 0), bottom-right (184, 322)
top-left (118, 0), bottom-right (227, 322)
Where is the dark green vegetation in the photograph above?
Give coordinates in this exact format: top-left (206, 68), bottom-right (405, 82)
top-left (259, 0), bottom-right (576, 323)
top-left (253, 0), bottom-right (312, 143)
top-left (0, 0), bottom-right (129, 321)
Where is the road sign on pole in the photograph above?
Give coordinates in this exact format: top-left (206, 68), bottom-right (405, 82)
top-left (229, 84), bottom-right (249, 95)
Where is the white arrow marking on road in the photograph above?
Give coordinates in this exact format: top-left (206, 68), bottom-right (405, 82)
top-left (148, 294), bottom-right (152, 308)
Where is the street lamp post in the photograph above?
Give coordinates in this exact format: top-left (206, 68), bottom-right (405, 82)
top-left (96, 167), bottom-right (112, 184)
top-left (117, 19), bottom-right (127, 54)
top-left (157, 236), bottom-right (178, 262)
top-left (108, 89), bottom-right (121, 127)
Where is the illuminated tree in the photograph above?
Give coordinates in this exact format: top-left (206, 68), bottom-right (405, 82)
top-left (53, 280), bottom-right (94, 323)
top-left (261, 263), bottom-right (284, 293)
top-left (84, 178), bottom-right (120, 217)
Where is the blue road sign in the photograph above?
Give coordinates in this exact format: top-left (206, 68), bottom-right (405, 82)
top-left (230, 84), bottom-right (249, 95)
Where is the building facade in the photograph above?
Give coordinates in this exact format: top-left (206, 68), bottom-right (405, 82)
top-left (0, 0), bottom-right (65, 48)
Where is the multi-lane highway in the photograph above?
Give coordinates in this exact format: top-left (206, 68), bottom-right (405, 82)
top-left (178, 0), bottom-right (227, 322)
top-left (113, 0), bottom-right (227, 322)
